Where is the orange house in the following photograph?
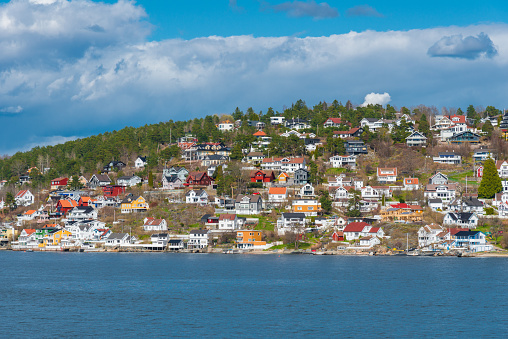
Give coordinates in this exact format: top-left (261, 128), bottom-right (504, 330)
top-left (236, 230), bottom-right (266, 249)
top-left (277, 172), bottom-right (290, 183)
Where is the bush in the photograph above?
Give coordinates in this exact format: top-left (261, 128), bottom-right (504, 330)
top-left (485, 207), bottom-right (495, 215)
top-left (248, 182), bottom-right (263, 189)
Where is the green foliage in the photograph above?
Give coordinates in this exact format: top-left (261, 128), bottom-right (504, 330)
top-left (482, 120), bottom-right (494, 138)
top-left (148, 171), bottom-right (154, 188)
top-left (485, 106), bottom-right (501, 118)
top-left (418, 114), bottom-right (430, 137)
top-left (478, 158), bottom-right (502, 199)
top-left (230, 144), bottom-right (244, 161)
top-left (266, 134), bottom-right (305, 157)
top-left (247, 182), bottom-right (263, 189)
top-left (69, 175), bottom-right (82, 190)
top-left (390, 118), bottom-right (412, 143)
top-left (485, 207), bottom-right (495, 215)
top-left (5, 192), bottom-right (16, 211)
top-left (319, 191), bottom-right (332, 214)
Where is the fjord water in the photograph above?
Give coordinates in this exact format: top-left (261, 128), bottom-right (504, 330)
top-left (1, 252), bottom-right (507, 338)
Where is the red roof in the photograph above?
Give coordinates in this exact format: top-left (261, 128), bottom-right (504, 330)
top-left (15, 190), bottom-right (29, 198)
top-left (343, 222), bottom-right (369, 233)
top-left (57, 200), bottom-right (78, 208)
top-left (23, 229), bottom-right (36, 235)
top-left (377, 168), bottom-right (397, 177)
top-left (326, 118), bottom-right (342, 124)
top-left (404, 178), bottom-right (419, 185)
top-left (446, 114), bottom-right (466, 124)
top-left (144, 217), bottom-right (165, 226)
top-left (219, 214), bottom-right (236, 221)
top-left (253, 131), bottom-right (267, 137)
top-left (369, 227), bottom-right (380, 233)
top-left (269, 187), bottom-right (287, 195)
top-left (333, 127), bottom-right (360, 135)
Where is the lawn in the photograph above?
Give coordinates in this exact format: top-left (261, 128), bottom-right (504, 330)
top-left (448, 170), bottom-right (477, 186)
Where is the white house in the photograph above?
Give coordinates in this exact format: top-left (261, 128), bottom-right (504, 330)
top-left (134, 156), bottom-right (147, 168)
top-left (361, 186), bottom-right (392, 200)
top-left (428, 198), bottom-right (443, 211)
top-left (377, 168), bottom-right (397, 183)
top-left (429, 172), bottom-right (448, 185)
top-left (418, 224), bottom-right (447, 248)
top-left (261, 157), bottom-right (306, 173)
top-left (105, 233), bottom-right (136, 247)
top-left (162, 176), bottom-right (183, 190)
top-left (234, 195), bottom-right (263, 215)
top-left (406, 131), bottom-right (427, 147)
top-left (443, 212), bottom-right (479, 229)
top-left (143, 217), bottom-right (168, 232)
top-left (453, 231), bottom-right (493, 252)
top-left (323, 118), bottom-right (343, 128)
top-left (433, 152), bottom-right (461, 165)
top-left (66, 206), bottom-right (98, 221)
top-left (448, 197), bottom-right (484, 215)
top-left (424, 184), bottom-right (457, 204)
top-left (358, 235), bottom-right (381, 248)
top-left (218, 214), bottom-right (240, 231)
top-left (343, 222), bottom-right (385, 240)
top-left (497, 161), bottom-right (508, 178)
top-left (117, 175), bottom-right (142, 187)
top-left (299, 184), bottom-right (315, 197)
top-left (329, 155), bottom-right (357, 169)
top-left (277, 213), bottom-right (307, 235)
top-left (185, 190), bottom-right (209, 205)
top-left (403, 178), bottom-right (420, 190)
top-left (268, 187), bottom-right (288, 203)
top-left (15, 190), bottom-right (34, 207)
top-left (188, 229), bottom-right (210, 249)
top-left (270, 116), bottom-right (285, 125)
top-left (218, 120), bottom-right (234, 132)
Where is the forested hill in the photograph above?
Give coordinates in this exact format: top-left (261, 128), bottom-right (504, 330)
top-left (0, 98), bottom-right (404, 184)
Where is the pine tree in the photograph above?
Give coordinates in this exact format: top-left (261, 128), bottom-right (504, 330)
top-left (148, 171), bottom-right (154, 188)
top-left (478, 158), bottom-right (502, 198)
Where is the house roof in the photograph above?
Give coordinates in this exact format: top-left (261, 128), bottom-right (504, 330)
top-left (344, 222), bottom-right (369, 233)
top-left (404, 178), bottom-right (419, 185)
top-left (107, 233), bottom-right (129, 240)
top-left (269, 187), bottom-right (287, 195)
top-left (58, 200), bottom-right (78, 208)
top-left (253, 131), bottom-right (267, 136)
top-left (496, 160), bottom-right (508, 169)
top-left (369, 227), bottom-right (381, 233)
top-left (93, 174), bottom-right (111, 182)
top-left (15, 190), bottom-right (30, 198)
top-left (281, 212), bottom-right (306, 219)
top-left (333, 127), bottom-right (360, 135)
top-left (425, 183), bottom-right (458, 191)
top-left (447, 212), bottom-right (475, 221)
top-left (52, 177), bottom-right (68, 182)
top-left (446, 114), bottom-right (467, 124)
top-left (454, 230), bottom-right (481, 237)
top-left (144, 217), bottom-right (166, 226)
top-left (23, 229), bottom-right (36, 235)
top-left (235, 194), bottom-right (262, 203)
top-left (377, 168), bottom-right (397, 177)
top-left (219, 214), bottom-right (236, 221)
top-left (325, 118), bottom-right (342, 124)
top-left (24, 210), bottom-right (36, 215)
top-left (190, 229), bottom-right (209, 235)
top-left (187, 172), bottom-right (209, 181)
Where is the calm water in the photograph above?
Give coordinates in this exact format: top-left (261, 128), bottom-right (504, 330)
top-left (0, 252), bottom-right (507, 338)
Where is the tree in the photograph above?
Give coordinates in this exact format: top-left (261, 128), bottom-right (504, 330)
top-left (69, 175), bottom-right (82, 190)
top-left (230, 144), bottom-right (244, 161)
top-left (478, 158), bottom-right (502, 198)
top-left (148, 171), bottom-right (154, 188)
top-left (5, 192), bottom-right (16, 211)
top-left (215, 165), bottom-right (226, 196)
top-left (345, 189), bottom-right (361, 216)
top-left (319, 191), bottom-right (332, 214)
top-left (418, 113), bottom-right (430, 137)
top-left (482, 120), bottom-right (494, 138)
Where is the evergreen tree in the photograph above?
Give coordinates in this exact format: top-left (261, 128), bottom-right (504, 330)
top-left (148, 171), bottom-right (154, 188)
top-left (69, 175), bottom-right (82, 190)
top-left (418, 114), bottom-right (430, 137)
top-left (482, 120), bottom-right (494, 138)
top-left (5, 192), bottom-right (16, 211)
top-left (319, 191), bottom-right (332, 214)
top-left (230, 144), bottom-right (244, 160)
top-left (478, 158), bottom-right (502, 198)
top-left (215, 165), bottom-right (225, 196)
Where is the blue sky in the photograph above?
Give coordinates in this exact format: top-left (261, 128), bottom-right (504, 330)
top-left (0, 0), bottom-right (508, 154)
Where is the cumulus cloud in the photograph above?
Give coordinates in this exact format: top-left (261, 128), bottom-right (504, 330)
top-left (1, 1), bottom-right (508, 154)
top-left (346, 5), bottom-right (383, 17)
top-left (361, 93), bottom-right (391, 107)
top-left (0, 105), bottom-right (22, 113)
top-left (268, 1), bottom-right (339, 19)
top-left (427, 32), bottom-right (498, 59)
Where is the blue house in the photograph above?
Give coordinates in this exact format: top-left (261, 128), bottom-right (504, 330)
top-left (449, 131), bottom-right (481, 144)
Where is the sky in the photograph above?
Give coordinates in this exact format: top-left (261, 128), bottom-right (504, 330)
top-left (1, 0), bottom-right (508, 154)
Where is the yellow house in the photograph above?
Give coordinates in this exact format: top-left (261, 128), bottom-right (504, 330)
top-left (42, 229), bottom-right (72, 247)
top-left (292, 199), bottom-right (322, 216)
top-left (0, 227), bottom-right (19, 240)
top-left (121, 195), bottom-right (149, 213)
top-left (236, 230), bottom-right (266, 249)
top-left (380, 207), bottom-right (423, 223)
top-left (277, 172), bottom-right (290, 183)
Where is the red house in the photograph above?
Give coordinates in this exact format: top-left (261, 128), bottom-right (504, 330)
top-left (332, 231), bottom-right (344, 242)
top-left (78, 196), bottom-right (95, 207)
top-left (51, 177), bottom-right (68, 190)
top-left (476, 165), bottom-right (483, 178)
top-left (56, 199), bottom-right (78, 215)
top-left (250, 170), bottom-right (275, 183)
top-left (184, 172), bottom-right (213, 187)
top-left (103, 185), bottom-right (126, 197)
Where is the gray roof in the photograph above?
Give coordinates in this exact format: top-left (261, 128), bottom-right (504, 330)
top-left (190, 229), bottom-right (209, 235)
top-left (92, 174), bottom-right (111, 182)
top-left (235, 194), bottom-right (262, 203)
top-left (429, 198), bottom-right (442, 203)
top-left (107, 233), bottom-right (129, 240)
top-left (281, 213), bottom-right (306, 219)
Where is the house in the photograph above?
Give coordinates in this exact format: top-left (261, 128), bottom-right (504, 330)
top-left (41, 229), bottom-right (73, 248)
top-left (299, 184), bottom-right (315, 197)
top-left (88, 174), bottom-right (112, 189)
top-left (449, 197), bottom-right (484, 215)
top-left (56, 199), bottom-right (78, 215)
top-left (428, 198), bottom-right (443, 211)
top-left (185, 190), bottom-right (209, 205)
top-left (333, 127), bottom-right (363, 139)
top-left (102, 185), bottom-right (126, 197)
top-left (120, 195), bottom-right (149, 213)
top-left (453, 231), bottom-right (492, 252)
top-left (282, 158), bottom-right (306, 173)
top-left (377, 168), bottom-right (397, 183)
top-left (15, 190), bottom-right (34, 206)
top-left (78, 196), bottom-right (95, 207)
top-left (429, 172), bottom-right (448, 185)
top-left (292, 199), bottom-right (322, 216)
top-left (218, 120), bottom-right (234, 131)
top-left (358, 235), bottom-right (381, 248)
top-left (270, 116), bottom-right (285, 125)
top-left (277, 213), bottom-right (307, 235)
top-left (424, 184), bottom-right (457, 204)
top-left (143, 217), bottom-right (168, 232)
top-left (17, 209), bottom-right (39, 224)
top-left (496, 161), bottom-right (508, 178)
top-left (167, 239), bottom-right (185, 251)
top-left (66, 206), bottom-right (98, 221)
top-left (250, 170), bottom-right (275, 183)
top-left (284, 118), bottom-right (310, 130)
top-left (242, 152), bottom-right (266, 165)
top-left (92, 196), bottom-right (120, 209)
top-left (162, 175), bottom-right (183, 190)
top-left (17, 229), bottom-right (37, 248)
top-left (50, 177), bottom-right (68, 190)
top-left (236, 230), bottom-right (267, 249)
top-left (448, 130), bottom-right (481, 144)
top-left (248, 120), bottom-right (266, 130)
top-left (403, 178), bottom-right (420, 190)
top-left (117, 175), bottom-right (142, 187)
top-left (329, 186), bottom-right (354, 206)
top-left (431, 116), bottom-right (453, 130)
top-left (185, 172), bottom-right (213, 187)
top-left (345, 141), bottom-right (368, 155)
top-left (418, 224), bottom-right (447, 248)
top-left (343, 222), bottom-right (385, 240)
top-left (406, 131), bottom-right (427, 147)
top-left (294, 168), bottom-right (310, 185)
top-left (360, 118), bottom-right (384, 132)
top-left (214, 197), bottom-right (236, 211)
top-left (331, 231), bottom-right (344, 242)
top-left (323, 117), bottom-right (344, 127)
top-left (163, 167), bottom-right (189, 182)
top-left (433, 152), bottom-right (461, 165)
top-left (218, 214), bottom-right (240, 231)
top-left (380, 205), bottom-right (423, 223)
top-left (188, 229), bottom-right (210, 249)
top-left (473, 149), bottom-right (495, 162)
top-left (361, 186), bottom-right (392, 200)
top-left (149, 233), bottom-right (169, 248)
top-left (201, 154), bottom-right (229, 167)
top-left (134, 156), bottom-right (147, 168)
top-left (235, 195), bottom-right (263, 215)
top-left (443, 212), bottom-right (479, 229)
top-left (102, 160), bottom-right (126, 172)
top-left (329, 155), bottom-right (357, 169)
top-left (277, 172), bottom-right (290, 183)
top-left (105, 233), bottom-right (134, 247)
top-left (268, 187), bottom-right (288, 203)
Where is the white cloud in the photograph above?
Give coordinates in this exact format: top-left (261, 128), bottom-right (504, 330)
top-left (1, 1), bottom-right (508, 153)
top-left (0, 105), bottom-right (22, 113)
top-left (428, 32), bottom-right (498, 59)
top-left (361, 93), bottom-right (391, 107)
